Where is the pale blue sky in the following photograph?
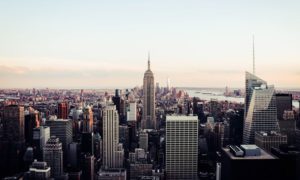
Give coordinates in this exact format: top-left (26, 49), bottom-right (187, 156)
top-left (0, 0), bottom-right (299, 88)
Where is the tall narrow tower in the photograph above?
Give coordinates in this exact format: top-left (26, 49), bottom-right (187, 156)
top-left (142, 53), bottom-right (156, 129)
top-left (102, 104), bottom-right (124, 169)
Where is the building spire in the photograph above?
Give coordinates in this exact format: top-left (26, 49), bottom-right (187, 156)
top-left (252, 35), bottom-right (255, 75)
top-left (148, 51), bottom-right (150, 70)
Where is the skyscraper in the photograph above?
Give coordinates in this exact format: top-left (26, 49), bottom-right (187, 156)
top-left (45, 118), bottom-right (72, 157)
top-left (0, 105), bottom-right (25, 177)
top-left (142, 54), bottom-right (156, 130)
top-left (82, 106), bottom-right (93, 133)
top-left (32, 126), bottom-right (50, 160)
top-left (275, 93), bottom-right (292, 120)
top-left (166, 115), bottom-right (198, 179)
top-left (58, 102), bottom-right (68, 119)
top-left (102, 104), bottom-right (124, 169)
top-left (243, 72), bottom-right (280, 144)
top-left (2, 105), bottom-right (25, 142)
top-left (43, 136), bottom-right (63, 178)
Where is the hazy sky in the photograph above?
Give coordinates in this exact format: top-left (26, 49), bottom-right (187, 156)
top-left (0, 0), bottom-right (300, 89)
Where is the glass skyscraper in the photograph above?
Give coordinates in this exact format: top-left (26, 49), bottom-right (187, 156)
top-left (243, 72), bottom-right (280, 144)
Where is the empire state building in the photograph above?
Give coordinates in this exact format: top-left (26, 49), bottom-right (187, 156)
top-left (142, 54), bottom-right (156, 130)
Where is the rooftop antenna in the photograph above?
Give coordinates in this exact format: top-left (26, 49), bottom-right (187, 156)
top-left (252, 35), bottom-right (255, 75)
top-left (148, 51), bottom-right (150, 70)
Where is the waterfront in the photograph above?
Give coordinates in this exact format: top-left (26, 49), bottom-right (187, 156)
top-left (184, 88), bottom-right (299, 108)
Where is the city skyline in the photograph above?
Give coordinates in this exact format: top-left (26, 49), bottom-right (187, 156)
top-left (0, 1), bottom-right (300, 89)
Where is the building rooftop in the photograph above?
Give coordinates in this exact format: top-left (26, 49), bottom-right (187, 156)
top-left (223, 146), bottom-right (276, 160)
top-left (166, 115), bottom-right (198, 122)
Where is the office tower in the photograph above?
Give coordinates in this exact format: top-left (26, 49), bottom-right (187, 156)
top-left (68, 142), bottom-right (80, 169)
top-left (221, 145), bottom-right (281, 180)
top-left (0, 105), bottom-right (25, 177)
top-left (139, 131), bottom-right (149, 151)
top-left (33, 126), bottom-right (50, 160)
top-left (227, 109), bottom-right (244, 145)
top-left (128, 121), bottom-right (138, 151)
top-left (45, 118), bottom-right (72, 155)
top-left (58, 102), bottom-right (68, 119)
top-left (276, 93), bottom-right (292, 120)
top-left (24, 160), bottom-right (51, 180)
top-left (214, 122), bottom-right (230, 149)
top-left (94, 133), bottom-right (103, 159)
top-left (127, 102), bottom-right (137, 122)
top-left (255, 131), bottom-right (287, 153)
top-left (166, 115), bottom-right (198, 179)
top-left (82, 132), bottom-right (94, 155)
top-left (142, 54), bottom-right (156, 130)
top-left (210, 99), bottom-right (219, 121)
top-left (2, 105), bottom-right (25, 142)
top-left (119, 125), bottom-right (129, 152)
top-left (43, 136), bottom-right (63, 178)
top-left (82, 154), bottom-right (95, 180)
top-left (102, 105), bottom-right (124, 169)
top-left (82, 106), bottom-right (93, 133)
top-left (25, 109), bottom-right (39, 145)
top-left (244, 72), bottom-right (267, 119)
top-left (113, 89), bottom-right (121, 117)
top-left (243, 72), bottom-right (280, 144)
top-left (279, 111), bottom-right (296, 144)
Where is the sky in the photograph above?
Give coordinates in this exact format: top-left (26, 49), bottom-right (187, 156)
top-left (0, 0), bottom-right (300, 89)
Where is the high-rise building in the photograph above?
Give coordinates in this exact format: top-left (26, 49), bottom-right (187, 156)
top-left (58, 102), bottom-right (68, 119)
top-left (139, 131), bottom-right (148, 152)
top-left (43, 136), bottom-right (63, 178)
top-left (166, 115), bottom-right (198, 179)
top-left (142, 55), bottom-right (156, 130)
top-left (25, 109), bottom-right (39, 145)
top-left (243, 72), bottom-right (280, 144)
top-left (24, 160), bottom-right (51, 180)
top-left (127, 102), bottom-right (137, 122)
top-left (82, 154), bottom-right (95, 180)
top-left (103, 104), bottom-right (124, 169)
top-left (255, 131), bottom-right (287, 153)
top-left (45, 118), bottom-right (72, 155)
top-left (275, 93), bottom-right (292, 120)
top-left (0, 105), bottom-right (25, 177)
top-left (68, 142), bottom-right (80, 169)
top-left (113, 89), bottom-right (122, 123)
top-left (221, 145), bottom-right (281, 180)
top-left (82, 106), bottom-right (93, 133)
top-left (33, 126), bottom-right (50, 160)
top-left (2, 105), bottom-right (25, 142)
